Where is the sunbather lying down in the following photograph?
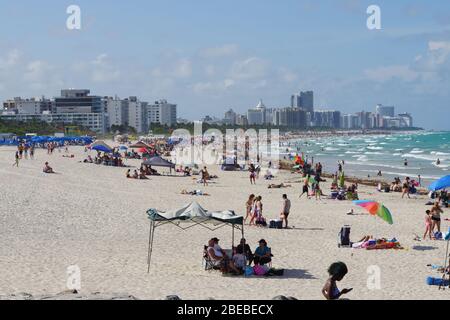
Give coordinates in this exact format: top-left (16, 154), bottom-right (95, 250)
top-left (352, 235), bottom-right (403, 250)
top-left (181, 189), bottom-right (210, 196)
top-left (268, 183), bottom-right (292, 189)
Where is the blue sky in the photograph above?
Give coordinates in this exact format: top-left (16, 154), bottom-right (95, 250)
top-left (0, 0), bottom-right (449, 129)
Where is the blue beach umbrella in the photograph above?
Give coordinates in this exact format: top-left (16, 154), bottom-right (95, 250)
top-left (428, 175), bottom-right (450, 192)
top-left (92, 145), bottom-right (112, 153)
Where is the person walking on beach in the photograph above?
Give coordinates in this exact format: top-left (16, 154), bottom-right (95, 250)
top-left (201, 166), bottom-right (209, 187)
top-left (12, 151), bottom-right (19, 167)
top-left (280, 194), bottom-right (291, 229)
top-left (299, 175), bottom-right (311, 199)
top-left (424, 210), bottom-right (433, 240)
top-left (30, 145), bottom-right (35, 160)
top-left (244, 194), bottom-right (255, 224)
top-left (249, 164), bottom-right (256, 185)
top-left (322, 262), bottom-right (352, 300)
top-left (402, 177), bottom-right (411, 199)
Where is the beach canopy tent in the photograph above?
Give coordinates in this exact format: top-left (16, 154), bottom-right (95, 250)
top-left (146, 202), bottom-right (244, 272)
top-left (429, 175), bottom-right (450, 192)
top-left (142, 156), bottom-right (176, 170)
top-left (130, 141), bottom-right (151, 149)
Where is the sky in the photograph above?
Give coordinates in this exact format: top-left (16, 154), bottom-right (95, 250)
top-left (0, 0), bottom-right (449, 130)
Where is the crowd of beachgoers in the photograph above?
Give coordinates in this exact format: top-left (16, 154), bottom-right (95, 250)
top-left (3, 132), bottom-right (449, 300)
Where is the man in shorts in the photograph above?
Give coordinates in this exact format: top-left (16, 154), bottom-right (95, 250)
top-left (280, 194), bottom-right (291, 229)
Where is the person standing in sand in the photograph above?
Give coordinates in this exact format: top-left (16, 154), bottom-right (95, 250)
top-left (201, 166), bottom-right (209, 187)
top-left (244, 194), bottom-right (255, 224)
top-left (12, 151), bottom-right (19, 167)
top-left (424, 210), bottom-right (433, 240)
top-left (280, 194), bottom-right (291, 229)
top-left (249, 164), bottom-right (256, 185)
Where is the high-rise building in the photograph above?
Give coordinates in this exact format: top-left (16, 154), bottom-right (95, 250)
top-left (125, 97), bottom-right (147, 133)
top-left (312, 110), bottom-right (341, 128)
top-left (375, 104), bottom-right (395, 117)
top-left (273, 107), bottom-right (307, 128)
top-left (147, 99), bottom-right (177, 127)
top-left (54, 89), bottom-right (103, 114)
top-left (299, 91), bottom-right (314, 112)
top-left (223, 108), bottom-right (237, 126)
top-left (105, 96), bottom-right (128, 128)
top-left (290, 94), bottom-right (301, 108)
top-left (247, 99), bottom-right (267, 125)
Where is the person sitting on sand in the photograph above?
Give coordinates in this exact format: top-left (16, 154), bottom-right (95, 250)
top-left (126, 169), bottom-right (132, 179)
top-left (207, 238), bottom-right (240, 274)
top-left (322, 262), bottom-right (352, 300)
top-left (232, 246), bottom-right (247, 271)
top-left (132, 170), bottom-right (139, 179)
top-left (236, 238), bottom-right (253, 265)
top-left (254, 239), bottom-right (272, 265)
top-left (43, 162), bottom-right (55, 174)
top-left (139, 168), bottom-right (149, 180)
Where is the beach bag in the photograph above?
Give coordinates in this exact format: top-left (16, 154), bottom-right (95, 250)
top-left (256, 217), bottom-right (267, 227)
top-left (269, 220), bottom-right (277, 229)
top-left (384, 186), bottom-right (390, 193)
top-left (338, 225), bottom-right (351, 247)
top-left (435, 232), bottom-right (443, 240)
top-left (427, 277), bottom-right (450, 286)
top-left (245, 266), bottom-right (254, 277)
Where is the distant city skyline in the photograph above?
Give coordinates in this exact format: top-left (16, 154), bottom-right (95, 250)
top-left (0, 1), bottom-right (449, 130)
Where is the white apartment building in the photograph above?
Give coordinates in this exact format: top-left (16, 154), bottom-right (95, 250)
top-left (147, 100), bottom-right (177, 126)
top-left (105, 96), bottom-right (128, 128)
top-left (126, 97), bottom-right (148, 133)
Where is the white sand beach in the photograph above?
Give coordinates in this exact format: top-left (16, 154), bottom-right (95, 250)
top-left (0, 145), bottom-right (449, 300)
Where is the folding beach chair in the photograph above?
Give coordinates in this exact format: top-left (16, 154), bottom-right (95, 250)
top-left (202, 246), bottom-right (220, 271)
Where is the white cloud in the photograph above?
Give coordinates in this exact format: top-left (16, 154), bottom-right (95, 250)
top-left (200, 44), bottom-right (238, 58)
top-left (89, 54), bottom-right (121, 83)
top-left (364, 65), bottom-right (419, 82)
top-left (0, 49), bottom-right (21, 69)
top-left (230, 57), bottom-right (269, 80)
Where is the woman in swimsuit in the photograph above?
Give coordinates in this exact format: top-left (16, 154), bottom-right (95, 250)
top-left (322, 262), bottom-right (352, 300)
top-left (244, 194), bottom-right (255, 224)
top-left (431, 203), bottom-right (444, 234)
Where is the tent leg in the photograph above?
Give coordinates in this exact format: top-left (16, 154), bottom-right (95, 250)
top-left (232, 224), bottom-right (235, 249)
top-left (147, 220), bottom-right (154, 273)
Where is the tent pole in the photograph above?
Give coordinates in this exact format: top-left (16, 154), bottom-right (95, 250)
top-left (232, 224), bottom-right (235, 249)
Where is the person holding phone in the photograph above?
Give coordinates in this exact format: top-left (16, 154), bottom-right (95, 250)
top-left (322, 262), bottom-right (353, 300)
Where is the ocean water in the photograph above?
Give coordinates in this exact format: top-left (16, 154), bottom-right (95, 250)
top-left (281, 131), bottom-right (450, 185)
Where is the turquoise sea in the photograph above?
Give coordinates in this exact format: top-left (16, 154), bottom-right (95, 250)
top-left (281, 131), bottom-right (450, 185)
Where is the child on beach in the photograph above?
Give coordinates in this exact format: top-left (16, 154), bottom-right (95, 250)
top-left (322, 262), bottom-right (353, 300)
top-left (424, 210), bottom-right (433, 240)
top-left (12, 151), bottom-right (19, 167)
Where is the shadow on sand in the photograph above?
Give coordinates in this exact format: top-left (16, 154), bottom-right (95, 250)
top-left (412, 245), bottom-right (438, 251)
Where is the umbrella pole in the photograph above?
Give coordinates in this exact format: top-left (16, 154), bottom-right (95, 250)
top-left (439, 239), bottom-right (450, 290)
top-left (147, 220), bottom-right (154, 273)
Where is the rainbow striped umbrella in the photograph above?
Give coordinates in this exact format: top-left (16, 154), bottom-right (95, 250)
top-left (353, 200), bottom-right (394, 225)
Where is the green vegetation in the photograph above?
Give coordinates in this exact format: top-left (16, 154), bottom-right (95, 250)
top-left (0, 119), bottom-right (93, 136)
